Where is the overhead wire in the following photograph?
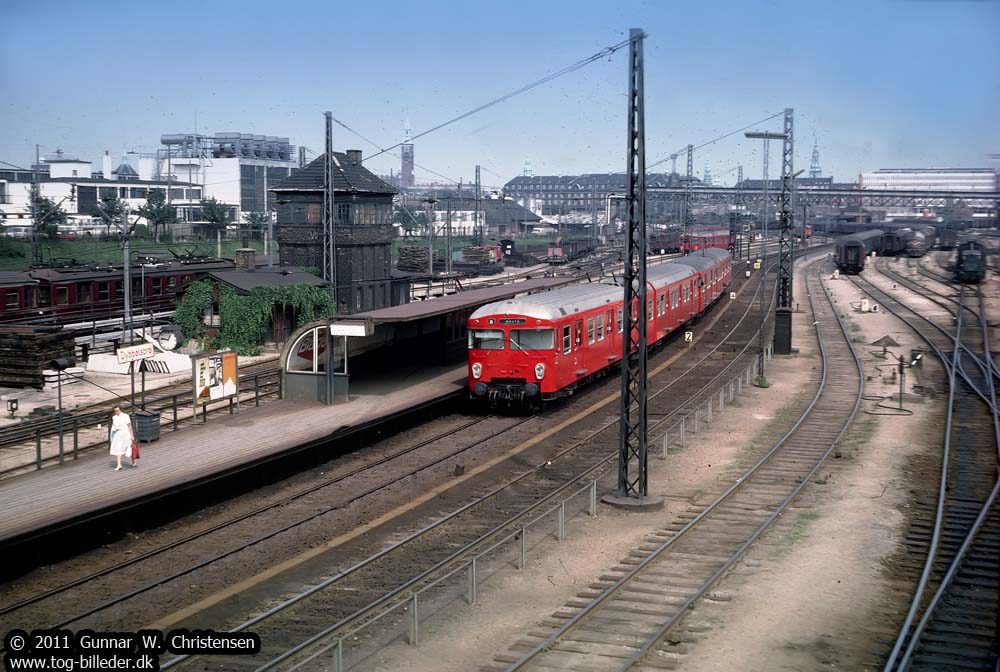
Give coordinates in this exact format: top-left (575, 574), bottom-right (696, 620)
top-left (648, 111), bottom-right (785, 171)
top-left (359, 36), bottom-right (633, 164)
top-left (329, 117), bottom-right (459, 185)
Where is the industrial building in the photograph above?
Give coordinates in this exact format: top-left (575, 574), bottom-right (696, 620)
top-left (271, 150), bottom-right (406, 314)
top-left (139, 132), bottom-right (300, 224)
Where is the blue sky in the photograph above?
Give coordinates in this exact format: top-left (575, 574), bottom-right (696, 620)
top-left (2, 0), bottom-right (998, 187)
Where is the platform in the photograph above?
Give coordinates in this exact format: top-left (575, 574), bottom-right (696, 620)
top-left (0, 363), bottom-right (467, 549)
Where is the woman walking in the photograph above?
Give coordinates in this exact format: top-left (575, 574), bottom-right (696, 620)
top-left (109, 405), bottom-right (134, 471)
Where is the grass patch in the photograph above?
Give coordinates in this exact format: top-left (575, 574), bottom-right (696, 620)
top-left (781, 511), bottom-right (820, 546)
top-left (0, 238), bottom-right (268, 271)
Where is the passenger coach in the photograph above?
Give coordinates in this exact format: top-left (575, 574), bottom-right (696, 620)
top-left (468, 249), bottom-right (731, 405)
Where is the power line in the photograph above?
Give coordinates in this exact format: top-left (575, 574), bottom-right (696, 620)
top-left (329, 117), bottom-right (459, 184)
top-left (361, 36), bottom-right (632, 164)
top-left (648, 111), bottom-right (785, 171)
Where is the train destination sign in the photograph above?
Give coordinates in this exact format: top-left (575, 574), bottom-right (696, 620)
top-left (116, 343), bottom-right (156, 365)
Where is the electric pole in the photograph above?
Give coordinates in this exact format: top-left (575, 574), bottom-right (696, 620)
top-left (774, 108), bottom-right (795, 354)
top-left (323, 111), bottom-right (337, 307)
top-left (604, 28), bottom-right (662, 510)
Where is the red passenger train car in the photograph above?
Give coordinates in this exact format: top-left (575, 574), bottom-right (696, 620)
top-left (468, 248), bottom-right (731, 404)
top-left (0, 258), bottom-right (234, 325)
top-left (680, 227), bottom-right (730, 254)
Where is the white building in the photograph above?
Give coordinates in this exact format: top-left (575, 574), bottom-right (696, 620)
top-left (861, 168), bottom-right (998, 192)
top-left (0, 150), bottom-right (200, 236)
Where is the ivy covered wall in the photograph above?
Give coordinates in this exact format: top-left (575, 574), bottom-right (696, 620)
top-left (175, 279), bottom-right (336, 355)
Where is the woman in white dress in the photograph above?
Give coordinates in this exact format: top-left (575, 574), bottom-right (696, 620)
top-left (109, 405), bottom-right (134, 471)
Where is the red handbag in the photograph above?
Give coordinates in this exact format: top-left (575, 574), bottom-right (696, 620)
top-left (131, 439), bottom-right (140, 460)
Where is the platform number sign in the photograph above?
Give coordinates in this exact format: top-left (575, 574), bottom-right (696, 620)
top-left (684, 331), bottom-right (693, 343)
top-left (730, 292), bottom-right (736, 300)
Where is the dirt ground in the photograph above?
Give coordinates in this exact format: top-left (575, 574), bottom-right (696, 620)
top-left (362, 255), bottom-right (847, 672)
top-left (675, 257), bottom-right (948, 672)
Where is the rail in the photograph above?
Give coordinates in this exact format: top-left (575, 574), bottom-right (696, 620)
top-left (164, 249), bottom-right (829, 671)
top-left (503, 256), bottom-right (863, 671)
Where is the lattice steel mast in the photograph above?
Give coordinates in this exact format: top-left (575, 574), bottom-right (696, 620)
top-left (323, 111), bottom-right (337, 306)
top-left (608, 28), bottom-right (659, 508)
top-left (684, 144), bottom-right (694, 243)
top-left (774, 107), bottom-right (795, 354)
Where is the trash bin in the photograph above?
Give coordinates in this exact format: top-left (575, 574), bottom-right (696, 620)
top-left (133, 410), bottom-right (161, 443)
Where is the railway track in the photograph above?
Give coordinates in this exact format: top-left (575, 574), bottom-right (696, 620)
top-left (850, 262), bottom-right (999, 671)
top-left (0, 413), bottom-right (530, 639)
top-left (155, 252), bottom-right (797, 671)
top-left (488, 256), bottom-right (862, 672)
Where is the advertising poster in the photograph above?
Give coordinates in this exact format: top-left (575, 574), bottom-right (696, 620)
top-left (193, 351), bottom-right (238, 405)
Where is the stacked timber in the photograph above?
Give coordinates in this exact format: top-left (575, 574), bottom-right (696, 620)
top-left (0, 325), bottom-right (75, 389)
top-left (397, 246), bottom-right (438, 272)
top-left (461, 246), bottom-right (498, 264)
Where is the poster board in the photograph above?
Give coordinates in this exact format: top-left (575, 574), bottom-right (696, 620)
top-left (192, 351), bottom-right (238, 405)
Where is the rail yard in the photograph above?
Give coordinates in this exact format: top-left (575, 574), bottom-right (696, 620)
top-left (3, 7), bottom-right (1000, 672)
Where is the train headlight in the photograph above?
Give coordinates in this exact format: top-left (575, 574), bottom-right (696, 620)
top-left (472, 363), bottom-right (482, 379)
top-left (534, 363), bottom-right (545, 380)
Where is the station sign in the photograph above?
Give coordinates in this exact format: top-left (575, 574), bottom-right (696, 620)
top-left (116, 343), bottom-right (156, 365)
top-left (329, 322), bottom-right (372, 337)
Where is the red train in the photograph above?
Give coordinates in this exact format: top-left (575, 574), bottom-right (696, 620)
top-left (0, 258), bottom-right (234, 325)
top-left (468, 248), bottom-right (732, 404)
top-left (680, 227), bottom-right (730, 254)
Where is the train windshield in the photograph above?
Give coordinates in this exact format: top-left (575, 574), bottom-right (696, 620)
top-left (469, 329), bottom-right (505, 350)
top-left (510, 329), bottom-right (555, 351)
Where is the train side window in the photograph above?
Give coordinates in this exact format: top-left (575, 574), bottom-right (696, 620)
top-left (78, 281), bottom-right (92, 304)
top-left (98, 283), bottom-right (110, 302)
top-left (114, 283), bottom-right (123, 300)
top-left (168, 276), bottom-right (177, 289)
top-left (38, 288), bottom-right (50, 307)
top-left (562, 325), bottom-right (571, 354)
top-left (647, 299), bottom-right (653, 322)
top-left (616, 308), bottom-right (623, 333)
top-left (3, 290), bottom-right (17, 310)
top-left (152, 278), bottom-right (164, 295)
top-left (56, 286), bottom-right (69, 305)
top-left (657, 294), bottom-right (665, 316)
top-left (597, 315), bottom-right (604, 341)
top-left (587, 318), bottom-right (595, 345)
top-left (26, 287), bottom-right (36, 308)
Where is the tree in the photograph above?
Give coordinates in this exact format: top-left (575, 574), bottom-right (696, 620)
top-left (243, 211), bottom-right (270, 233)
top-left (92, 195), bottom-right (130, 237)
top-left (31, 192), bottom-right (68, 240)
top-left (138, 190), bottom-right (177, 242)
top-left (198, 197), bottom-right (230, 236)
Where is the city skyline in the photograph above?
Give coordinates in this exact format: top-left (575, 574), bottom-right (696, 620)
top-left (2, 0), bottom-right (998, 188)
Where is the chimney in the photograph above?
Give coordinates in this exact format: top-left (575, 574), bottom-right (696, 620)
top-left (346, 149), bottom-right (362, 164)
top-left (102, 151), bottom-right (114, 181)
top-left (234, 248), bottom-right (256, 270)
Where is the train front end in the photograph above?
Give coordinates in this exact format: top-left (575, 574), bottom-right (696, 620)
top-left (467, 312), bottom-right (556, 406)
